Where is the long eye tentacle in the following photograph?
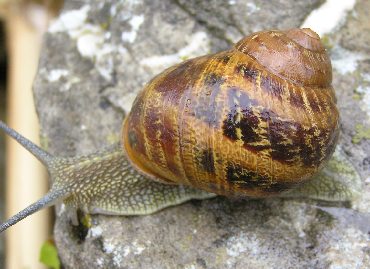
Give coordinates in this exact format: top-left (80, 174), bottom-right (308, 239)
top-left (0, 120), bottom-right (55, 166)
top-left (0, 189), bottom-right (69, 233)
top-left (0, 120), bottom-right (72, 232)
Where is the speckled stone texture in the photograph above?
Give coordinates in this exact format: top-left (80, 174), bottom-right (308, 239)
top-left (32, 0), bottom-right (370, 268)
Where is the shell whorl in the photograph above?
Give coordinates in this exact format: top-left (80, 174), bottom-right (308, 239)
top-left (233, 28), bottom-right (332, 88)
top-left (122, 28), bottom-right (339, 199)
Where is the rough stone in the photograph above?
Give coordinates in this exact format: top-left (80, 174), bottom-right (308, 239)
top-left (31, 0), bottom-right (370, 268)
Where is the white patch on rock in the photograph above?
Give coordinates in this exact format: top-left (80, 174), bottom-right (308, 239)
top-left (322, 228), bottom-right (369, 268)
top-left (49, 5), bottom-right (90, 33)
top-left (331, 47), bottom-right (370, 123)
top-left (75, 29), bottom-right (116, 80)
top-left (226, 233), bottom-right (259, 258)
top-left (113, 256), bottom-right (122, 267)
top-left (103, 239), bottom-right (123, 267)
top-left (355, 74), bottom-right (370, 122)
top-left (140, 54), bottom-right (179, 68)
top-left (47, 5), bottom-right (119, 81)
top-left (299, 232), bottom-right (306, 238)
top-left (132, 239), bottom-right (147, 255)
top-left (96, 258), bottom-right (104, 266)
top-left (121, 14), bottom-right (145, 43)
top-left (301, 0), bottom-right (356, 36)
top-left (47, 69), bottom-right (69, 82)
top-left (178, 32), bottom-right (209, 58)
top-left (42, 64), bottom-right (81, 91)
top-left (227, 241), bottom-right (247, 257)
top-left (89, 226), bottom-right (103, 237)
top-left (77, 33), bottom-right (105, 58)
top-left (361, 90), bottom-right (370, 122)
top-left (245, 2), bottom-right (260, 15)
top-left (102, 238), bottom-right (150, 261)
top-left (331, 46), bottom-right (366, 75)
top-left (140, 32), bottom-right (209, 69)
top-left (103, 242), bottom-right (115, 253)
top-left (123, 246), bottom-right (131, 257)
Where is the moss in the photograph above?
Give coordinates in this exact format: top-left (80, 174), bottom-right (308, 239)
top-left (101, 22), bottom-right (109, 30)
top-left (353, 124), bottom-right (370, 143)
top-left (81, 213), bottom-right (91, 228)
top-left (320, 35), bottom-right (333, 50)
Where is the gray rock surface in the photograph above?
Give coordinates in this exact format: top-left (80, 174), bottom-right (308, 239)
top-left (32, 0), bottom-right (370, 268)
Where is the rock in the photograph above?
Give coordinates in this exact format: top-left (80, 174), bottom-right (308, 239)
top-left (32, 0), bottom-right (370, 267)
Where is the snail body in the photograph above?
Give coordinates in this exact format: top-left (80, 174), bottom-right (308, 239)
top-left (0, 28), bottom-right (361, 233)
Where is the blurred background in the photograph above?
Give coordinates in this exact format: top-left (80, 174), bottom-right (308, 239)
top-left (0, 19), bottom-right (6, 268)
top-left (0, 1), bottom-right (64, 268)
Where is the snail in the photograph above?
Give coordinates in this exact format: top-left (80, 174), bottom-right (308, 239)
top-left (0, 28), bottom-right (362, 233)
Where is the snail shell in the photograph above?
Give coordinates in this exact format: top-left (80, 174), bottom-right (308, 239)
top-left (122, 28), bottom-right (339, 198)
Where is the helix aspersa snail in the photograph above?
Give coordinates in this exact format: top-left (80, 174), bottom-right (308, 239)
top-left (0, 28), bottom-right (362, 233)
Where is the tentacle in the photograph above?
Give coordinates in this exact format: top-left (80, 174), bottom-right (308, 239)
top-left (0, 189), bottom-right (69, 233)
top-left (0, 120), bottom-right (55, 166)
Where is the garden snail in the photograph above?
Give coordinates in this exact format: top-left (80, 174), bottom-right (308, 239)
top-left (0, 28), bottom-right (362, 233)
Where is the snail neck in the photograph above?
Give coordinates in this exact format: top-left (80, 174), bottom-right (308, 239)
top-left (52, 141), bottom-right (127, 200)
top-left (44, 141), bottom-right (128, 224)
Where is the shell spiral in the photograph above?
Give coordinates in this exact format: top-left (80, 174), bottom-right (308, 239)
top-left (122, 28), bottom-right (340, 198)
